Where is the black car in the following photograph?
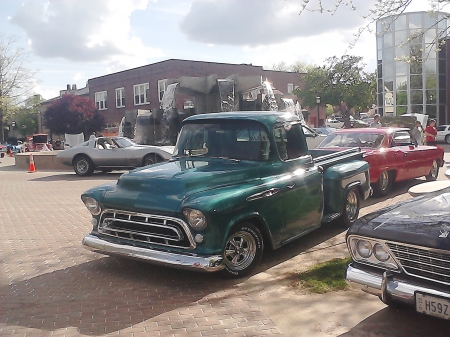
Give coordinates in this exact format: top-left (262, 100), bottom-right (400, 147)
top-left (345, 188), bottom-right (450, 320)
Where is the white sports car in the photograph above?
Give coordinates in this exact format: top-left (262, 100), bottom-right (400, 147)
top-left (56, 136), bottom-right (174, 176)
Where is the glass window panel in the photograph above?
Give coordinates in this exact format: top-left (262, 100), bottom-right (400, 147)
top-left (410, 75), bottom-right (423, 89)
top-left (425, 74), bottom-right (436, 90)
top-left (439, 105), bottom-right (446, 124)
top-left (439, 58), bottom-right (446, 74)
top-left (409, 29), bottom-right (424, 44)
top-left (424, 29), bottom-right (437, 44)
top-left (440, 90), bottom-right (446, 103)
top-left (424, 43), bottom-right (436, 55)
top-left (384, 80), bottom-right (394, 91)
top-left (395, 14), bottom-right (407, 29)
top-left (427, 90), bottom-right (436, 103)
top-left (395, 61), bottom-right (407, 76)
top-left (411, 90), bottom-right (423, 104)
top-left (396, 91), bottom-right (408, 105)
top-left (395, 44), bottom-right (408, 58)
top-left (396, 76), bottom-right (408, 90)
top-left (439, 74), bottom-right (446, 87)
top-left (383, 32), bottom-right (393, 48)
top-left (377, 49), bottom-right (382, 59)
top-left (396, 106), bottom-right (407, 115)
top-left (411, 104), bottom-right (424, 114)
top-left (384, 63), bottom-right (394, 78)
top-left (378, 93), bottom-right (383, 107)
top-left (377, 61), bottom-right (382, 77)
top-left (409, 13), bottom-right (422, 29)
top-left (377, 79), bottom-right (383, 90)
top-left (425, 16), bottom-right (438, 29)
top-left (423, 59), bottom-right (436, 74)
top-left (438, 15), bottom-right (447, 29)
top-left (410, 61), bottom-right (422, 75)
top-left (384, 47), bottom-right (393, 60)
top-left (426, 105), bottom-right (437, 119)
top-left (395, 30), bottom-right (407, 44)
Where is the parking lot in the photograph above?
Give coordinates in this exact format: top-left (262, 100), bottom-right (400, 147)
top-left (1, 153), bottom-right (450, 337)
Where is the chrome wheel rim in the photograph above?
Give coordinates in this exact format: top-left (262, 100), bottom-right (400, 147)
top-left (379, 171), bottom-right (389, 191)
top-left (345, 189), bottom-right (359, 222)
top-left (224, 231), bottom-right (256, 271)
top-left (76, 159), bottom-right (89, 174)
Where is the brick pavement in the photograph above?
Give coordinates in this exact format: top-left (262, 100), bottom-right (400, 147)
top-left (1, 153), bottom-right (449, 337)
top-left (0, 156), bottom-right (282, 337)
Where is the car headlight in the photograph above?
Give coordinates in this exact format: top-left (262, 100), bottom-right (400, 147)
top-left (373, 243), bottom-right (390, 262)
top-left (82, 196), bottom-right (102, 216)
top-left (183, 208), bottom-right (207, 230)
top-left (356, 239), bottom-right (372, 258)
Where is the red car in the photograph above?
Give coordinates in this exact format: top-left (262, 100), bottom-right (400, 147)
top-left (317, 127), bottom-right (444, 196)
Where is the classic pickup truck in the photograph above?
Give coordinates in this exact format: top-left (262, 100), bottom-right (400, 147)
top-left (81, 112), bottom-right (371, 277)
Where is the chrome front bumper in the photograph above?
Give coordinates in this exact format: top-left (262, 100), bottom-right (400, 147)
top-left (345, 264), bottom-right (450, 305)
top-left (82, 234), bottom-right (225, 272)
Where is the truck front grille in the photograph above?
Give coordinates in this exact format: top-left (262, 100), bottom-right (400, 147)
top-left (386, 242), bottom-right (450, 285)
top-left (99, 210), bottom-right (195, 249)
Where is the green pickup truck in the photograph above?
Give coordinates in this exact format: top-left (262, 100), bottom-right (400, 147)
top-left (81, 112), bottom-right (371, 277)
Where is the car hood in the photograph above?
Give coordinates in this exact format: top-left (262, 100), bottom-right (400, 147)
top-left (101, 158), bottom-right (261, 213)
top-left (348, 188), bottom-right (450, 250)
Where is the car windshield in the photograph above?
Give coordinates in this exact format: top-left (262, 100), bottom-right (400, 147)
top-left (174, 121), bottom-right (271, 161)
top-left (319, 132), bottom-right (385, 149)
top-left (114, 137), bottom-right (135, 148)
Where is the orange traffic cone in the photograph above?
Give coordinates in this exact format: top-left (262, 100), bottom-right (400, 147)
top-left (28, 153), bottom-right (36, 173)
top-left (8, 148), bottom-right (13, 157)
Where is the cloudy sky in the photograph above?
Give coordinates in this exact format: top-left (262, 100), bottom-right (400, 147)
top-left (1, 0), bottom-right (434, 100)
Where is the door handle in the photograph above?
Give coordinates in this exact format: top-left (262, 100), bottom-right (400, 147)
top-left (287, 184), bottom-right (296, 189)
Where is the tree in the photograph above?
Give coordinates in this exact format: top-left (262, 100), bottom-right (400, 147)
top-left (269, 61), bottom-right (315, 73)
top-left (295, 55), bottom-right (376, 127)
top-left (299, 0), bottom-right (448, 58)
top-left (0, 35), bottom-right (37, 142)
top-left (44, 94), bottom-right (105, 137)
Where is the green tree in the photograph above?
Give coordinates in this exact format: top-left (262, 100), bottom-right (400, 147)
top-left (0, 35), bottom-right (37, 142)
top-left (44, 94), bottom-right (105, 137)
top-left (295, 55), bottom-right (376, 127)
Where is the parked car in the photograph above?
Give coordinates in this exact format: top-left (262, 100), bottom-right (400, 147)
top-left (56, 136), bottom-right (174, 176)
top-left (80, 111), bottom-right (371, 277)
top-left (345, 187), bottom-right (450, 320)
top-left (317, 128), bottom-right (444, 197)
top-left (325, 118), bottom-right (344, 129)
top-left (314, 127), bottom-right (337, 135)
top-left (436, 125), bottom-right (450, 144)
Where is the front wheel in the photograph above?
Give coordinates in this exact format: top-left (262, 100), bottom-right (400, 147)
top-left (446, 135), bottom-right (450, 145)
top-left (142, 153), bottom-right (161, 166)
top-left (372, 170), bottom-right (392, 197)
top-left (336, 187), bottom-right (360, 228)
top-left (425, 159), bottom-right (439, 181)
top-left (222, 223), bottom-right (263, 278)
top-left (74, 156), bottom-right (94, 176)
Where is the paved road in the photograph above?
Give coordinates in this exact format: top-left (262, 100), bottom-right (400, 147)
top-left (1, 153), bottom-right (450, 337)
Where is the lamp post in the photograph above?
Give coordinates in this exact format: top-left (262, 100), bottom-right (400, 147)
top-left (316, 96), bottom-right (321, 127)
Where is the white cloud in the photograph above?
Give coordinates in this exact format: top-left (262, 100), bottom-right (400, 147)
top-left (10, 0), bottom-right (163, 66)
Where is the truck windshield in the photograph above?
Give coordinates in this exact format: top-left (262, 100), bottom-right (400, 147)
top-left (174, 121), bottom-right (271, 161)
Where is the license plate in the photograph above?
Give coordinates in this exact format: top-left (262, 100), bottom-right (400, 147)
top-left (415, 292), bottom-right (450, 320)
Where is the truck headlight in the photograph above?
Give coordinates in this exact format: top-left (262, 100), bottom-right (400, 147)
top-left (183, 208), bottom-right (207, 230)
top-left (82, 196), bottom-right (102, 215)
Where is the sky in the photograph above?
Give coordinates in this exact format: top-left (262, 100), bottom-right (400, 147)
top-left (0, 0), bottom-right (436, 101)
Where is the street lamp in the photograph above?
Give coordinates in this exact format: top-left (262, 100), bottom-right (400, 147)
top-left (316, 96), bottom-right (321, 127)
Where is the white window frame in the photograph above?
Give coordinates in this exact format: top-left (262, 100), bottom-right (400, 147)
top-left (287, 83), bottom-right (294, 94)
top-left (158, 79), bottom-right (167, 102)
top-left (95, 91), bottom-right (107, 110)
top-left (115, 87), bottom-right (125, 108)
top-left (133, 83), bottom-right (150, 106)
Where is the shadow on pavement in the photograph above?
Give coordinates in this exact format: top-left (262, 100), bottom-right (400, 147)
top-left (339, 305), bottom-right (450, 337)
top-left (0, 257), bottom-right (238, 335)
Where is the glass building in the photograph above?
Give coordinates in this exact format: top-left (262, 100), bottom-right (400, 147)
top-left (376, 11), bottom-right (448, 124)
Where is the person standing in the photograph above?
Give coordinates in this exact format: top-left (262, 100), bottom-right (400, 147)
top-left (370, 114), bottom-right (382, 127)
top-left (411, 120), bottom-right (423, 146)
top-left (424, 119), bottom-right (437, 146)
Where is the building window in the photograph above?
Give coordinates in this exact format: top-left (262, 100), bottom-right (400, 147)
top-left (158, 79), bottom-right (167, 102)
top-left (95, 91), bottom-right (107, 110)
top-left (116, 88), bottom-right (125, 108)
top-left (287, 83), bottom-right (294, 93)
top-left (134, 83), bottom-right (149, 105)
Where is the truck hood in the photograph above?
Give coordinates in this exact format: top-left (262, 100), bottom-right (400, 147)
top-left (349, 189), bottom-right (450, 250)
top-left (101, 158), bottom-right (261, 213)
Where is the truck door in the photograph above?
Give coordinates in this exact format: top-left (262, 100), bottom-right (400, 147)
top-left (273, 124), bottom-right (323, 243)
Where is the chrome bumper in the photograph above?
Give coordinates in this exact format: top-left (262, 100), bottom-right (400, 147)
top-left (345, 264), bottom-right (450, 305)
top-left (82, 234), bottom-right (224, 272)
